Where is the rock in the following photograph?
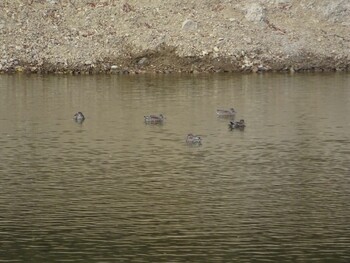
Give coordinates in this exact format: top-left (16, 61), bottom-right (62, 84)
top-left (244, 37), bottom-right (252, 44)
top-left (317, 1), bottom-right (350, 23)
top-left (271, 0), bottom-right (291, 4)
top-left (258, 64), bottom-right (267, 71)
top-left (138, 57), bottom-right (148, 65)
top-left (245, 4), bottom-right (266, 23)
top-left (110, 65), bottom-right (118, 70)
top-left (181, 19), bottom-right (198, 31)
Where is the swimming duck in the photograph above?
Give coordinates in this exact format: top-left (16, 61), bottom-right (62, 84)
top-left (186, 134), bottom-right (202, 144)
top-left (229, 119), bottom-right (245, 129)
top-left (216, 108), bottom-right (236, 117)
top-left (144, 114), bottom-right (165, 123)
top-left (73, 112), bottom-right (85, 122)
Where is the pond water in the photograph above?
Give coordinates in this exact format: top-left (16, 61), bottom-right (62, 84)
top-left (0, 73), bottom-right (349, 262)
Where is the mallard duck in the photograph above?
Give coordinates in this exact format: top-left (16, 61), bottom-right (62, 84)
top-left (229, 119), bottom-right (245, 129)
top-left (216, 108), bottom-right (236, 117)
top-left (186, 134), bottom-right (202, 144)
top-left (144, 114), bottom-right (165, 123)
top-left (73, 112), bottom-right (85, 122)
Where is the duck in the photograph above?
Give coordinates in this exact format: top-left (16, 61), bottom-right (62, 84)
top-left (144, 114), bottom-right (165, 123)
top-left (186, 134), bottom-right (202, 144)
top-left (216, 108), bottom-right (236, 117)
top-left (229, 119), bottom-right (245, 129)
top-left (73, 112), bottom-right (85, 122)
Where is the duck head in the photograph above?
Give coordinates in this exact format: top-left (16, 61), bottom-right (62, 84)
top-left (73, 112), bottom-right (85, 121)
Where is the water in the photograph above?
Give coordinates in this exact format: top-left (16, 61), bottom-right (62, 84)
top-left (0, 73), bottom-right (349, 262)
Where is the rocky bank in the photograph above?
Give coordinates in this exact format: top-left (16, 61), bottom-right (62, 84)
top-left (0, 0), bottom-right (349, 74)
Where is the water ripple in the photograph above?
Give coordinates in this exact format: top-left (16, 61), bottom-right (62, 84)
top-left (0, 73), bottom-right (349, 262)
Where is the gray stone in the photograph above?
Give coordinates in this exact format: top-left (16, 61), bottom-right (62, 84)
top-left (181, 19), bottom-right (198, 31)
top-left (138, 57), bottom-right (148, 65)
top-left (244, 37), bottom-right (252, 44)
top-left (245, 4), bottom-right (266, 23)
top-left (317, 1), bottom-right (350, 23)
top-left (270, 0), bottom-right (291, 4)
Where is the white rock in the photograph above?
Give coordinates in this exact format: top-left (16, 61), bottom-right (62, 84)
top-left (244, 37), bottom-right (252, 44)
top-left (270, 0), bottom-right (291, 4)
top-left (181, 19), bottom-right (198, 31)
top-left (245, 4), bottom-right (266, 23)
top-left (138, 57), bottom-right (148, 65)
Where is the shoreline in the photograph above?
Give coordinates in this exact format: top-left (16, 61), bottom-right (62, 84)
top-left (2, 47), bottom-right (349, 75)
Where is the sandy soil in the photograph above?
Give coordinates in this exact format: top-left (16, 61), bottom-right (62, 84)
top-left (0, 0), bottom-right (349, 74)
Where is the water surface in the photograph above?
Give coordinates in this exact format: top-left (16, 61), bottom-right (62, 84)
top-left (0, 73), bottom-right (349, 262)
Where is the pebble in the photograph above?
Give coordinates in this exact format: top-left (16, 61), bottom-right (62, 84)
top-left (138, 57), bottom-right (148, 65)
top-left (181, 19), bottom-right (198, 31)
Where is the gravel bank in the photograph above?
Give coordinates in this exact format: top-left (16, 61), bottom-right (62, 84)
top-left (0, 0), bottom-right (349, 74)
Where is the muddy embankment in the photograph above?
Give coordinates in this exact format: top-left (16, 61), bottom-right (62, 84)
top-left (0, 0), bottom-right (349, 74)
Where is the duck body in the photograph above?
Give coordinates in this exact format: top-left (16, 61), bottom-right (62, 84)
top-left (229, 119), bottom-right (245, 129)
top-left (73, 112), bottom-right (85, 122)
top-left (216, 108), bottom-right (236, 117)
top-left (186, 134), bottom-right (202, 144)
top-left (144, 114), bottom-right (165, 123)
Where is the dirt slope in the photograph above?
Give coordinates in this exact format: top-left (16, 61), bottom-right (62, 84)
top-left (0, 0), bottom-right (349, 73)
